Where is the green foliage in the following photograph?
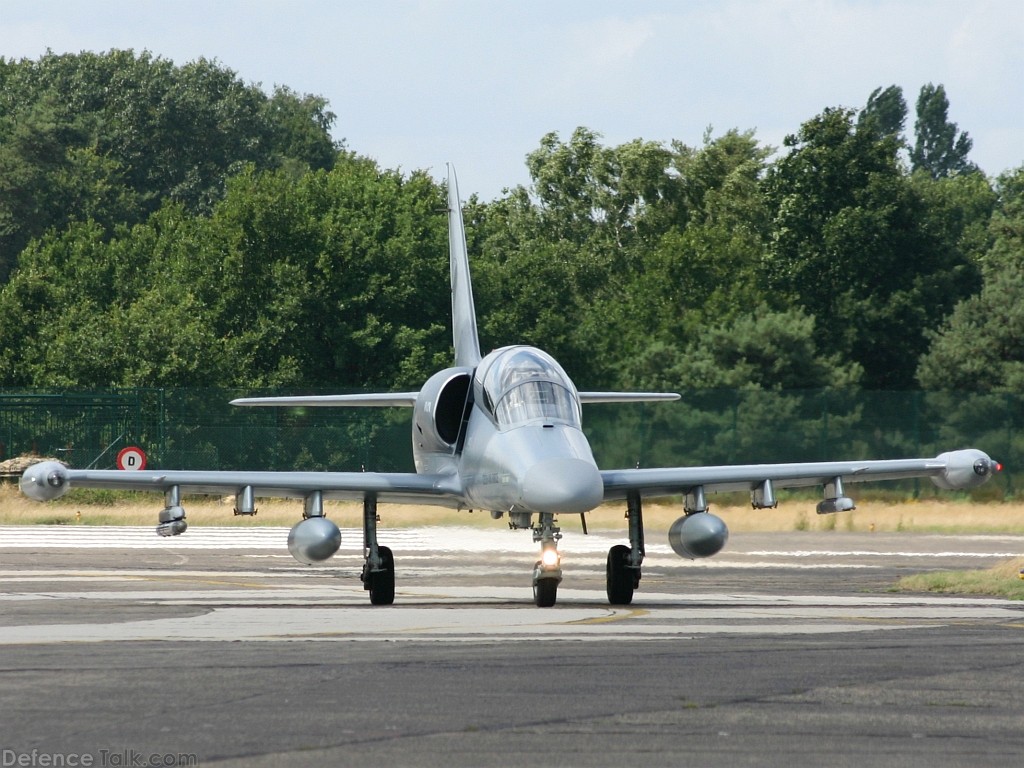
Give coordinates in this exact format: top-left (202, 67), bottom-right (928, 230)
top-left (912, 83), bottom-right (976, 179)
top-left (763, 106), bottom-right (988, 389)
top-left (859, 85), bottom-right (907, 140)
top-left (0, 53), bottom-right (1012, 403)
top-left (0, 158), bottom-right (450, 390)
top-left (683, 308), bottom-right (862, 390)
top-left (0, 50), bottom-right (338, 279)
top-left (476, 127), bottom-right (775, 390)
top-left (917, 167), bottom-right (1024, 391)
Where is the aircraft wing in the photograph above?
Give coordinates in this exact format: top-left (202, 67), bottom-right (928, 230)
top-left (230, 393), bottom-right (418, 408)
top-left (21, 464), bottom-right (465, 507)
top-left (579, 392), bottom-right (680, 404)
top-left (600, 449), bottom-right (999, 501)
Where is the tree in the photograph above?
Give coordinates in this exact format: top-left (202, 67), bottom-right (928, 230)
top-left (912, 83), bottom-right (976, 179)
top-left (0, 50), bottom-right (340, 280)
top-left (859, 85), bottom-right (907, 140)
top-left (0, 95), bottom-right (96, 281)
top-left (763, 107), bottom-right (986, 388)
top-left (0, 157), bottom-right (452, 390)
top-left (917, 166), bottom-right (1024, 391)
top-left (0, 210), bottom-right (228, 387)
top-left (486, 127), bottom-right (776, 390)
top-left (523, 126), bottom-right (681, 253)
top-left (625, 307), bottom-right (861, 391)
top-left (264, 86), bottom-right (338, 175)
top-left (473, 128), bottom-right (687, 385)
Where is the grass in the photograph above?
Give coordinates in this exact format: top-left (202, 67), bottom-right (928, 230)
top-left (3, 482), bottom-right (1024, 534)
top-left (896, 558), bottom-right (1024, 600)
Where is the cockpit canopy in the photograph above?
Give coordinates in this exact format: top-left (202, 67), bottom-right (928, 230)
top-left (474, 346), bottom-right (581, 428)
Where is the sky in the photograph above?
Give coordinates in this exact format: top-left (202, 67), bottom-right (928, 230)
top-left (2, 0), bottom-right (1022, 201)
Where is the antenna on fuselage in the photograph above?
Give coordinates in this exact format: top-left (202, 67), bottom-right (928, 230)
top-left (447, 165), bottom-right (482, 368)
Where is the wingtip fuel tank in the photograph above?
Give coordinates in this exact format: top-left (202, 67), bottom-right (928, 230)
top-left (19, 461), bottom-right (71, 502)
top-left (932, 449), bottom-right (1002, 491)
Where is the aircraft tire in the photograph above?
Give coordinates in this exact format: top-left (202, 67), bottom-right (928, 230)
top-left (606, 544), bottom-right (635, 605)
top-left (533, 571), bottom-right (558, 608)
top-left (368, 545), bottom-right (395, 606)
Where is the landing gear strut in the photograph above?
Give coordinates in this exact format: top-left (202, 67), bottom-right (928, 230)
top-left (531, 512), bottom-right (562, 607)
top-left (360, 493), bottom-right (395, 605)
top-left (606, 491), bottom-right (643, 605)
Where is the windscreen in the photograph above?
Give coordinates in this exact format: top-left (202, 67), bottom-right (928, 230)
top-left (476, 347), bottom-right (581, 428)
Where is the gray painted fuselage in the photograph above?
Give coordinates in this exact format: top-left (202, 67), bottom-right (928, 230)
top-left (411, 345), bottom-right (603, 516)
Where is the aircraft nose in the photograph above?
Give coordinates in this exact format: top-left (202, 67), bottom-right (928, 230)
top-left (520, 458), bottom-right (604, 513)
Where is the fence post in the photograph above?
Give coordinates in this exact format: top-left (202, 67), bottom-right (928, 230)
top-left (912, 391), bottom-right (921, 498)
top-left (820, 389), bottom-right (829, 461)
top-left (158, 388), bottom-right (166, 466)
top-left (1005, 392), bottom-right (1015, 497)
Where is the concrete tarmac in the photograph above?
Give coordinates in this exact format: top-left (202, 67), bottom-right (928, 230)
top-left (1, 525), bottom-right (1022, 767)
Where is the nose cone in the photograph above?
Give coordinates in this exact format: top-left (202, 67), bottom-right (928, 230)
top-left (521, 458), bottom-right (604, 513)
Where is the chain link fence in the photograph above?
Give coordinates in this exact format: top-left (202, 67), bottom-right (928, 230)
top-left (1, 388), bottom-right (1018, 498)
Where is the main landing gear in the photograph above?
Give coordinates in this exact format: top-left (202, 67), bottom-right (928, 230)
top-left (360, 494), bottom-right (395, 605)
top-left (606, 491), bottom-right (644, 605)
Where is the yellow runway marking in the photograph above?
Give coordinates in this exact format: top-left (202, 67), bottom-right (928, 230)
top-left (136, 575), bottom-right (272, 589)
top-left (570, 608), bottom-right (648, 625)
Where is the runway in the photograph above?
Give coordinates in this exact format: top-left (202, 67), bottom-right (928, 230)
top-left (1, 525), bottom-right (1022, 766)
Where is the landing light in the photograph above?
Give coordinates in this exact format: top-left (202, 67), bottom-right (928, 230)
top-left (541, 548), bottom-right (560, 568)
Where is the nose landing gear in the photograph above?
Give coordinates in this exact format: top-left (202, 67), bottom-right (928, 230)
top-left (531, 512), bottom-right (562, 607)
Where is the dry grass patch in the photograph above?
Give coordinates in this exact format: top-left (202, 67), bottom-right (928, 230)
top-left (3, 482), bottom-right (1024, 534)
top-left (586, 497), bottom-right (1024, 534)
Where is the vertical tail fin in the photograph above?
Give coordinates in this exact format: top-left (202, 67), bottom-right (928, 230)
top-left (447, 166), bottom-right (482, 368)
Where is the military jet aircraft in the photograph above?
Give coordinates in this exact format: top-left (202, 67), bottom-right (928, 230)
top-left (21, 168), bottom-right (1001, 607)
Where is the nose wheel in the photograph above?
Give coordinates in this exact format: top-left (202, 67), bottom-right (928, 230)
top-left (531, 512), bottom-right (562, 607)
top-left (533, 571), bottom-right (558, 607)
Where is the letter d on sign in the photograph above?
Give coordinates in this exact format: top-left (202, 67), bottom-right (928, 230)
top-left (116, 446), bottom-right (147, 471)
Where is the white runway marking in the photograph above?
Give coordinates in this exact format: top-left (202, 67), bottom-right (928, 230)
top-left (0, 586), bottom-right (1018, 644)
top-left (5, 525), bottom-right (1021, 557)
top-left (2, 526), bottom-right (1020, 644)
top-left (1, 566), bottom-right (1020, 644)
top-left (1, 525), bottom-right (310, 549)
top-left (3, 526), bottom-right (1019, 572)
top-left (745, 549), bottom-right (1024, 558)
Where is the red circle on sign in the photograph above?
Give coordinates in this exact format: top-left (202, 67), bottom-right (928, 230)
top-left (116, 446), bottom-right (147, 471)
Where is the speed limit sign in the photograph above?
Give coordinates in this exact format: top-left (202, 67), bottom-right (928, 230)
top-left (116, 446), bottom-right (147, 471)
